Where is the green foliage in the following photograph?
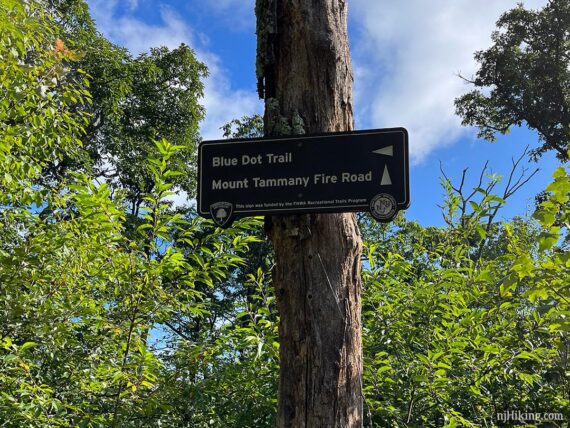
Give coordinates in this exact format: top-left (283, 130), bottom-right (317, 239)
top-left (361, 164), bottom-right (569, 427)
top-left (455, 0), bottom-right (570, 160)
top-left (0, 2), bottom-right (261, 426)
top-left (2, 1), bottom-right (568, 427)
top-left (0, 0), bottom-right (89, 205)
top-left (82, 44), bottom-right (208, 205)
top-left (221, 115), bottom-right (264, 139)
top-left (37, 0), bottom-right (208, 207)
top-left (150, 267), bottom-right (278, 427)
top-left (143, 115), bottom-right (277, 427)
top-left (0, 137), bottom-right (259, 426)
top-left (531, 163), bottom-right (570, 333)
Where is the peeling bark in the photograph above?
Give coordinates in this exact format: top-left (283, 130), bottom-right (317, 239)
top-left (256, 1), bottom-right (363, 426)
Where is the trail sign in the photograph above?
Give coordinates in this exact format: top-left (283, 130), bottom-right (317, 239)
top-left (197, 127), bottom-right (410, 227)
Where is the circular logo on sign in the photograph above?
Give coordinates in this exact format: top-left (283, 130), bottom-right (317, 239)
top-left (370, 193), bottom-right (397, 222)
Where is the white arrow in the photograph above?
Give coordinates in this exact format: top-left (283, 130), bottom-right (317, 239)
top-left (373, 145), bottom-right (393, 157)
top-left (381, 165), bottom-right (392, 185)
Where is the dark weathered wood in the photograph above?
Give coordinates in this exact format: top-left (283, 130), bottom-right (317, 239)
top-left (256, 1), bottom-right (363, 426)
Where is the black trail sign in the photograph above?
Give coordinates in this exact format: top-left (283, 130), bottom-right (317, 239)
top-left (198, 127), bottom-right (410, 227)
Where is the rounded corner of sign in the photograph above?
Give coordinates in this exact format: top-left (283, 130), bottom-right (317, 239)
top-left (200, 138), bottom-right (221, 145)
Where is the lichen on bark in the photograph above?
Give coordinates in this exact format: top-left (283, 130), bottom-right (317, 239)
top-left (264, 98), bottom-right (305, 137)
top-left (255, 0), bottom-right (277, 99)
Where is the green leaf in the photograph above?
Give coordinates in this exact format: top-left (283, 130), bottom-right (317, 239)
top-left (19, 342), bottom-right (37, 351)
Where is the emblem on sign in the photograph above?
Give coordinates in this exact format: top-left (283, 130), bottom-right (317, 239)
top-left (370, 193), bottom-right (397, 222)
top-left (210, 202), bottom-right (234, 227)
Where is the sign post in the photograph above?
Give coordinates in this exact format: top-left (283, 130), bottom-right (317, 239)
top-left (198, 127), bottom-right (410, 227)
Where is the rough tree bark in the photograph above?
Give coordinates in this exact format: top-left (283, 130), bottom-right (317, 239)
top-left (256, 1), bottom-right (363, 426)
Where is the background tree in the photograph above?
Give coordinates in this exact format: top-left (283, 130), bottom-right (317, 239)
top-left (361, 160), bottom-right (569, 426)
top-left (455, 0), bottom-right (570, 160)
top-left (40, 0), bottom-right (208, 211)
top-left (144, 116), bottom-right (279, 427)
top-left (0, 1), bottom-right (258, 426)
top-left (0, 0), bottom-right (89, 206)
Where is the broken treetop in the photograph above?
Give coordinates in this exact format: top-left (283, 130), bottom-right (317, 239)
top-left (198, 127), bottom-right (410, 227)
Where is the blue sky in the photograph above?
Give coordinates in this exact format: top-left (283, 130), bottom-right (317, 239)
top-left (86, 0), bottom-right (560, 226)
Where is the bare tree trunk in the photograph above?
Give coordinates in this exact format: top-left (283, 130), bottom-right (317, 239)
top-left (256, 1), bottom-right (363, 426)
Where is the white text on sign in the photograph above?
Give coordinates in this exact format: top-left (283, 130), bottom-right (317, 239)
top-left (211, 171), bottom-right (372, 190)
top-left (212, 153), bottom-right (293, 167)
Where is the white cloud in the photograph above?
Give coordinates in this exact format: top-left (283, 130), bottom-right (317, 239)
top-left (199, 53), bottom-right (262, 140)
top-left (87, 0), bottom-right (549, 165)
top-left (195, 0), bottom-right (255, 31)
top-left (126, 0), bottom-right (139, 12)
top-left (87, 0), bottom-right (261, 141)
top-left (86, 1), bottom-right (261, 208)
top-left (350, 0), bottom-right (547, 163)
top-left (88, 1), bottom-right (193, 54)
top-left (165, 190), bottom-right (196, 210)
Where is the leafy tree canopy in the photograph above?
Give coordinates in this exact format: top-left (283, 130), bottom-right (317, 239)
top-left (40, 0), bottom-right (208, 210)
top-left (0, 1), bottom-right (259, 426)
top-left (455, 0), bottom-right (570, 160)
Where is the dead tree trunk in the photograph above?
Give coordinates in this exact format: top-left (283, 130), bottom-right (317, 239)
top-left (256, 1), bottom-right (363, 426)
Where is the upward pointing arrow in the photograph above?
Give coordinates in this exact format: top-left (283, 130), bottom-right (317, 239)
top-left (381, 165), bottom-right (392, 186)
top-left (373, 145), bottom-right (393, 157)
